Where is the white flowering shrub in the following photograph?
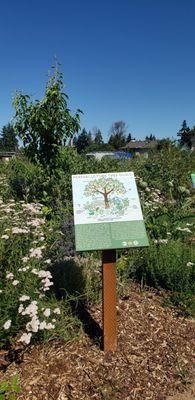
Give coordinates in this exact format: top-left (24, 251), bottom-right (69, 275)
top-left (135, 175), bottom-right (194, 242)
top-left (0, 194), bottom-right (80, 346)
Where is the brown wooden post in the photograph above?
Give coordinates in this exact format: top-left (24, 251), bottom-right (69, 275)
top-left (102, 249), bottom-right (117, 352)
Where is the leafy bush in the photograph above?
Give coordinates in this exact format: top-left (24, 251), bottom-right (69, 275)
top-left (1, 145), bottom-right (195, 336)
top-left (118, 240), bottom-right (195, 309)
top-left (0, 194), bottom-right (81, 346)
top-left (5, 150), bottom-right (124, 217)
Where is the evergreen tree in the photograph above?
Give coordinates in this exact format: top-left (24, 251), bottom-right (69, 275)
top-left (145, 134), bottom-right (156, 141)
top-left (94, 129), bottom-right (104, 145)
top-left (126, 132), bottom-right (136, 143)
top-left (0, 124), bottom-right (18, 151)
top-left (76, 129), bottom-right (93, 153)
top-left (177, 120), bottom-right (192, 147)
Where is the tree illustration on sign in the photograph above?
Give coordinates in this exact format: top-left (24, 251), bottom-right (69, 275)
top-left (84, 177), bottom-right (126, 209)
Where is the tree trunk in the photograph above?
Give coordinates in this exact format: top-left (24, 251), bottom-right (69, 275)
top-left (104, 192), bottom-right (110, 208)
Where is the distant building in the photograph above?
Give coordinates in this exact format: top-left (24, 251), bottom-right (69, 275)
top-left (122, 140), bottom-right (158, 157)
top-left (0, 151), bottom-right (16, 162)
top-left (86, 151), bottom-right (132, 161)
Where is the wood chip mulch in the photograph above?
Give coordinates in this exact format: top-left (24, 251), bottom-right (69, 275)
top-left (0, 283), bottom-right (195, 400)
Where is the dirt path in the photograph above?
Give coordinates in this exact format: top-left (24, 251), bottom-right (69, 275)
top-left (0, 284), bottom-right (194, 400)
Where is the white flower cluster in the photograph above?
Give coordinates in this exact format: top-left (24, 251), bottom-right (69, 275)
top-left (176, 227), bottom-right (192, 233)
top-left (137, 179), bottom-right (165, 213)
top-left (31, 269), bottom-right (53, 291)
top-left (154, 239), bottom-right (168, 244)
top-left (186, 261), bottom-right (194, 267)
top-left (16, 300), bottom-right (60, 343)
top-left (0, 194), bottom-right (61, 345)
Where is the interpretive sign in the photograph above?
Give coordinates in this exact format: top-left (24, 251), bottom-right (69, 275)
top-left (72, 172), bottom-right (149, 251)
top-left (191, 173), bottom-right (195, 189)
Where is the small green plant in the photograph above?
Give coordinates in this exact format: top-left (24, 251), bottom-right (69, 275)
top-left (0, 374), bottom-right (21, 400)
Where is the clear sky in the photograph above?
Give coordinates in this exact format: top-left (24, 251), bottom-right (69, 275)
top-left (1, 0), bottom-right (195, 141)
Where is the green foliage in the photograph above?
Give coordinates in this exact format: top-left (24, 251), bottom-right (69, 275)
top-left (0, 374), bottom-right (21, 400)
top-left (75, 128), bottom-right (93, 153)
top-left (0, 124), bottom-right (18, 152)
top-left (145, 134), bottom-right (156, 141)
top-left (13, 65), bottom-right (81, 171)
top-left (84, 176), bottom-right (127, 213)
top-left (163, 292), bottom-right (195, 317)
top-left (177, 120), bottom-right (194, 148)
top-left (94, 128), bottom-right (104, 145)
top-left (84, 177), bottom-right (125, 196)
top-left (132, 241), bottom-right (195, 293)
top-left (4, 158), bottom-right (46, 202)
top-left (0, 191), bottom-right (81, 345)
top-left (130, 147), bottom-right (193, 197)
top-left (117, 240), bottom-right (195, 315)
top-left (1, 143), bottom-right (195, 336)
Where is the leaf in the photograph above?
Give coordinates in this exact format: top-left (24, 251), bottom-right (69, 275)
top-left (11, 375), bottom-right (19, 387)
top-left (0, 381), bottom-right (9, 392)
top-left (9, 394), bottom-right (16, 400)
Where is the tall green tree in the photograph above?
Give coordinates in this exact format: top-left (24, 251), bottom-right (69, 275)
top-left (0, 124), bottom-right (18, 151)
top-left (108, 120), bottom-right (127, 149)
top-left (76, 129), bottom-right (93, 153)
top-left (145, 134), bottom-right (156, 141)
top-left (177, 120), bottom-right (192, 147)
top-left (94, 128), bottom-right (104, 145)
top-left (126, 132), bottom-right (136, 143)
top-left (13, 66), bottom-right (81, 170)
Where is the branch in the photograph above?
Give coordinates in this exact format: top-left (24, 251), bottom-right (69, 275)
top-left (95, 189), bottom-right (105, 195)
top-left (106, 188), bottom-right (114, 195)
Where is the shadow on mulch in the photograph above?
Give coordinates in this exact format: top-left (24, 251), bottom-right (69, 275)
top-left (50, 259), bottom-right (103, 349)
top-left (72, 303), bottom-right (103, 349)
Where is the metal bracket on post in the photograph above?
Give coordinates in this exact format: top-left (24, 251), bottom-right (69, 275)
top-left (102, 249), bottom-right (117, 352)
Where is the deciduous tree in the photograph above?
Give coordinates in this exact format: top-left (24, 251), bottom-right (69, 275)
top-left (108, 121), bottom-right (127, 149)
top-left (84, 177), bottom-right (126, 208)
top-left (13, 65), bottom-right (81, 170)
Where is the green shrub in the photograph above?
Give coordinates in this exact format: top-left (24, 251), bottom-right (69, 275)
top-left (120, 240), bottom-right (195, 294)
top-left (0, 194), bottom-right (81, 346)
top-left (5, 157), bottom-right (46, 202)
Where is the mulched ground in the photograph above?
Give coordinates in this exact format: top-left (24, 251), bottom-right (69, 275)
top-left (1, 283), bottom-right (195, 400)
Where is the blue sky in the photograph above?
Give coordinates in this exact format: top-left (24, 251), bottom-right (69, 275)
top-left (1, 0), bottom-right (195, 141)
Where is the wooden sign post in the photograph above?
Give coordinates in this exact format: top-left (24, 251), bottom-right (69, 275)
top-left (72, 172), bottom-right (149, 352)
top-left (102, 249), bottom-right (117, 352)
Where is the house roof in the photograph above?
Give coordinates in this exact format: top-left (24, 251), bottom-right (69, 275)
top-left (123, 140), bottom-right (158, 150)
top-left (0, 151), bottom-right (17, 158)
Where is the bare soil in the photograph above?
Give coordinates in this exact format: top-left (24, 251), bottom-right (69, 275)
top-left (0, 283), bottom-right (194, 400)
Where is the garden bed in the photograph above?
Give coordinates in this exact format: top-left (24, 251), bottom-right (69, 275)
top-left (1, 283), bottom-right (194, 400)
